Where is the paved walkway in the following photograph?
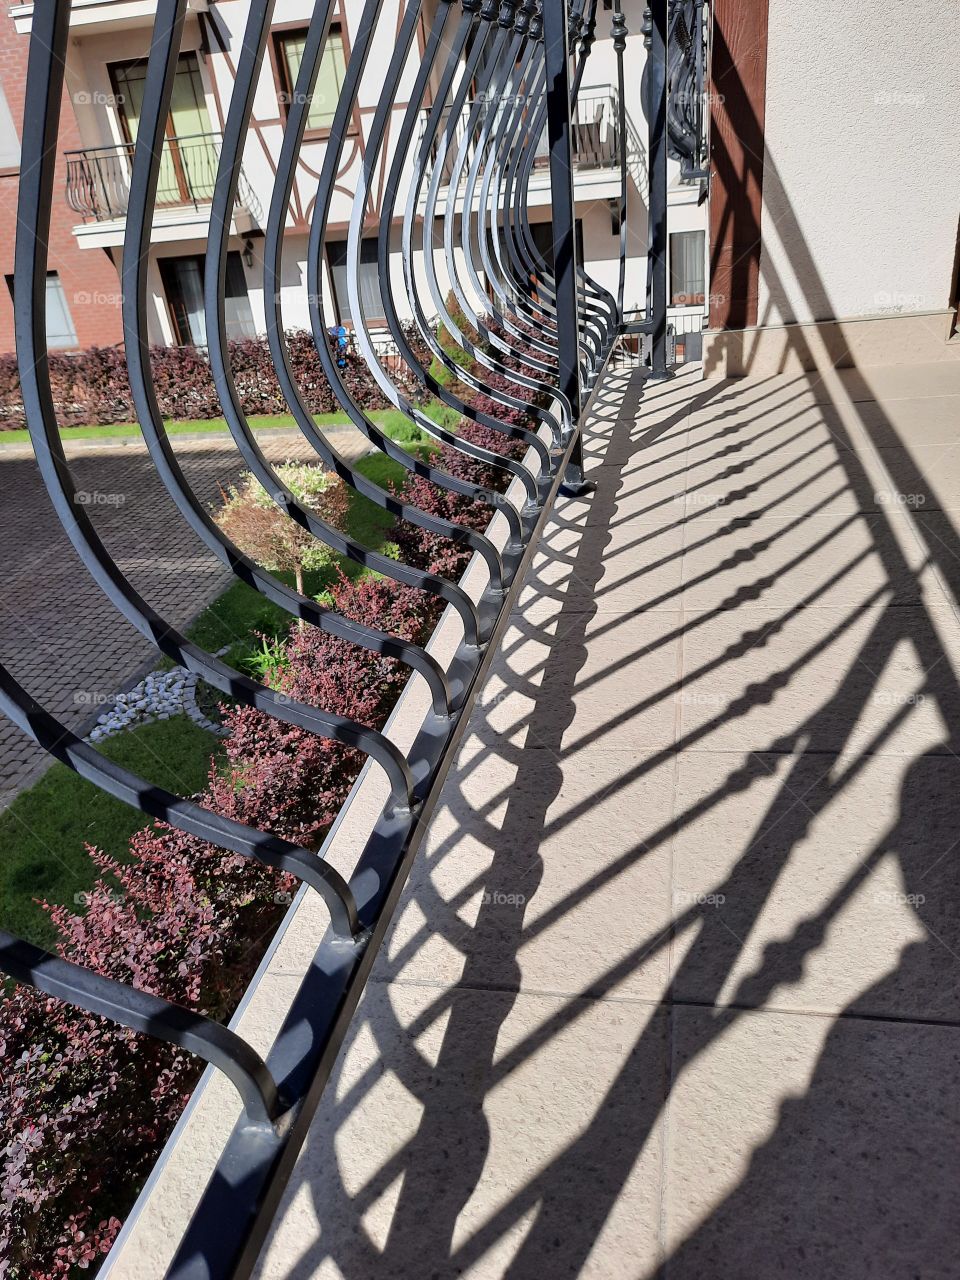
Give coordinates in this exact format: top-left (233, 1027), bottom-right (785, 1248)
top-left (255, 358), bottom-right (960, 1278)
top-left (0, 425), bottom-right (369, 804)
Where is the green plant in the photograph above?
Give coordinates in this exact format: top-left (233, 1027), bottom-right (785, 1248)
top-left (213, 462), bottom-right (350, 597)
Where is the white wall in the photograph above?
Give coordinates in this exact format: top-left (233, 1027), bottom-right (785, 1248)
top-left (758, 0), bottom-right (960, 326)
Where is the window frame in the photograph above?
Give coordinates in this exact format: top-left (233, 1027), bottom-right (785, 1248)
top-left (270, 19), bottom-right (354, 141)
top-left (6, 271), bottom-right (79, 349)
top-left (669, 229), bottom-right (707, 308)
top-left (158, 251), bottom-right (256, 348)
top-left (326, 239), bottom-right (387, 328)
top-left (108, 52), bottom-right (212, 207)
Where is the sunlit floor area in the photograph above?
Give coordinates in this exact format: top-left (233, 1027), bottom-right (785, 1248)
top-left (255, 356), bottom-right (960, 1278)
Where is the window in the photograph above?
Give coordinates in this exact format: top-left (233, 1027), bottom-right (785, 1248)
top-left (0, 84), bottom-right (20, 171)
top-left (327, 240), bottom-right (385, 325)
top-left (530, 220), bottom-right (585, 273)
top-left (158, 251), bottom-right (255, 346)
top-left (6, 272), bottom-right (78, 348)
top-left (274, 26), bottom-right (348, 134)
top-left (669, 230), bottom-right (706, 306)
top-left (110, 54), bottom-right (214, 205)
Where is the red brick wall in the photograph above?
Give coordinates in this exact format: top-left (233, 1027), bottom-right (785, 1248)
top-left (0, 9), bottom-right (124, 354)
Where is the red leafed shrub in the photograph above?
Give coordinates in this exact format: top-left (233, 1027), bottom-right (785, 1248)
top-left (390, 413), bottom-right (535, 581)
top-left (0, 573), bottom-right (442, 1278)
top-left (0, 830), bottom-right (297, 1279)
top-left (0, 331), bottom-right (393, 429)
top-left (214, 575), bottom-right (443, 837)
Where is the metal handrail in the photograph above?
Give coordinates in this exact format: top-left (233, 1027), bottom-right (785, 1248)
top-left (416, 84), bottom-right (646, 188)
top-left (64, 130), bottom-right (258, 220)
top-left (6, 0), bottom-right (711, 1273)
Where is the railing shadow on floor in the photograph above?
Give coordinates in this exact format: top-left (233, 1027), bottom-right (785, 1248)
top-left (251, 187), bottom-right (960, 1280)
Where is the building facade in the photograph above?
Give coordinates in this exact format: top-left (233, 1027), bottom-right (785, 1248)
top-left (2, 0), bottom-right (709, 355)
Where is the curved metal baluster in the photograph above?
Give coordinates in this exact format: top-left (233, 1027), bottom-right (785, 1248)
top-left (421, 4), bottom-right (574, 430)
top-left (507, 0), bottom-right (619, 341)
top-left (494, 2), bottom-right (609, 338)
top-left (509, 13), bottom-right (620, 354)
top-left (478, 34), bottom-right (560, 333)
top-left (293, 0), bottom-right (511, 595)
top-left (124, 1), bottom-right (451, 719)
top-left (439, 10), bottom-right (564, 381)
top-left (0, 931), bottom-right (283, 1127)
top-left (502, 74), bottom-right (615, 361)
top-left (17, 0), bottom-right (414, 813)
top-left (259, 1), bottom-right (498, 625)
top-left (358, 0), bottom-right (552, 504)
top-left (201, 0), bottom-right (457, 714)
top-left (480, 56), bottom-right (601, 356)
top-left (462, 14), bottom-right (564, 358)
top-left (613, 0), bottom-right (630, 314)
top-left (0, 665), bottom-right (359, 932)
top-left (399, 4), bottom-right (567, 449)
top-left (343, 0), bottom-right (538, 516)
top-left (371, 0), bottom-right (555, 487)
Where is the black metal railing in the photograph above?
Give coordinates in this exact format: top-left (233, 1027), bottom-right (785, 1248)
top-left (6, 1), bottom-right (710, 1275)
top-left (64, 132), bottom-right (257, 221)
top-left (416, 84), bottom-right (647, 187)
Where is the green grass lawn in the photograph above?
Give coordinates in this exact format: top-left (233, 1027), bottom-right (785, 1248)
top-left (0, 401), bottom-right (463, 447)
top-left (0, 412), bottom-right (447, 946)
top-left (0, 717), bottom-right (219, 947)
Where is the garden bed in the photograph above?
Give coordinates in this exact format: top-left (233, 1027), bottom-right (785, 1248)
top-left (0, 322), bottom-right (546, 1277)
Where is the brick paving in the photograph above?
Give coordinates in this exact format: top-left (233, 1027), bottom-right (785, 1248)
top-left (0, 426), bottom-right (370, 805)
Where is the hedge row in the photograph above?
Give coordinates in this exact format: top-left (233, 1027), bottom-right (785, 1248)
top-left (0, 328), bottom-right (434, 429)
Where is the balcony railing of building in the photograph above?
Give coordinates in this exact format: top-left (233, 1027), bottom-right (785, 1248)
top-left (4, 1), bottom-right (710, 1275)
top-left (416, 83), bottom-right (649, 195)
top-left (64, 131), bottom-right (258, 222)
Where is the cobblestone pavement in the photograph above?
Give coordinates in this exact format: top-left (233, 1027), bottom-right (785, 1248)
top-left (0, 426), bottom-right (370, 805)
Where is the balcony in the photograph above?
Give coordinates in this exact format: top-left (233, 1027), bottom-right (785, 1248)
top-left (418, 85), bottom-right (648, 214)
top-left (64, 132), bottom-right (260, 248)
top-left (10, 0), bottom-right (208, 36)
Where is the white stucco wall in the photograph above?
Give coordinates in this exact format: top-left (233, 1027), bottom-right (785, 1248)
top-left (759, 0), bottom-right (960, 326)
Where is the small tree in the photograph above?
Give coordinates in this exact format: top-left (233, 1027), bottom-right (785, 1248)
top-left (214, 462), bottom-right (349, 597)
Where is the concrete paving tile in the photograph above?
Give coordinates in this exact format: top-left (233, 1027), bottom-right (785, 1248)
top-left (470, 607), bottom-right (683, 752)
top-left (669, 747), bottom-right (960, 1020)
top-left (254, 982), bottom-right (669, 1280)
top-left (518, 517), bottom-right (685, 615)
top-left (663, 1006), bottom-right (960, 1279)
top-left (677, 603), bottom-right (960, 757)
top-left (869, 444), bottom-right (960, 512)
top-left (847, 394), bottom-right (960, 447)
top-left (382, 742), bottom-right (676, 1000)
top-left (680, 509), bottom-right (944, 612)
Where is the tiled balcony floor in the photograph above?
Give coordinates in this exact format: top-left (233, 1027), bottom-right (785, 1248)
top-left (255, 359), bottom-right (960, 1279)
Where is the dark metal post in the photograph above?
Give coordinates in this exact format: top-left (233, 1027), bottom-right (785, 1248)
top-left (613, 0), bottom-right (629, 316)
top-left (542, 0), bottom-right (587, 491)
top-left (644, 0), bottom-right (671, 378)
